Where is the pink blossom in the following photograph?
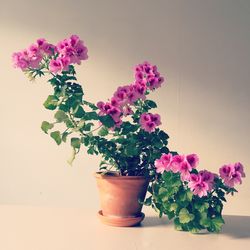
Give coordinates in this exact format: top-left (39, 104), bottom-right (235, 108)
top-left (219, 162), bottom-right (245, 188)
top-left (49, 59), bottom-right (63, 73)
top-left (170, 155), bottom-right (185, 173)
top-left (179, 161), bottom-right (193, 181)
top-left (224, 171), bottom-right (242, 187)
top-left (139, 113), bottom-right (161, 133)
top-left (97, 100), bottom-right (122, 128)
top-left (122, 105), bottom-right (133, 116)
top-left (134, 61), bottom-right (165, 91)
top-left (186, 154), bottom-right (199, 168)
top-left (12, 52), bottom-right (29, 70)
top-left (37, 38), bottom-right (55, 56)
top-left (199, 170), bottom-right (215, 191)
top-left (97, 101), bottom-right (105, 110)
top-left (56, 35), bottom-right (88, 66)
top-left (188, 173), bottom-right (209, 197)
top-left (234, 162), bottom-right (245, 177)
top-left (219, 164), bottom-right (233, 179)
top-left (155, 153), bottom-right (172, 174)
top-left (150, 114), bottom-right (161, 126)
top-left (110, 97), bottom-right (121, 107)
top-left (107, 106), bottom-right (122, 122)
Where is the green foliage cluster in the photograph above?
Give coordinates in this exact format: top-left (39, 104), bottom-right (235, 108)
top-left (143, 171), bottom-right (238, 233)
top-left (36, 65), bottom-right (171, 176)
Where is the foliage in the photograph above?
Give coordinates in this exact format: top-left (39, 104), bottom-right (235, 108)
top-left (144, 167), bottom-right (240, 233)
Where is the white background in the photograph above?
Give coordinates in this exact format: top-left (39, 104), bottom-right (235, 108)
top-left (0, 0), bottom-right (249, 215)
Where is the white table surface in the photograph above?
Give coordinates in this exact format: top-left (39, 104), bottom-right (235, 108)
top-left (0, 205), bottom-right (249, 250)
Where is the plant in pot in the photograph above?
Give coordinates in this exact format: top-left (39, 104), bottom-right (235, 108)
top-left (144, 152), bottom-right (245, 233)
top-left (12, 35), bottom-right (173, 226)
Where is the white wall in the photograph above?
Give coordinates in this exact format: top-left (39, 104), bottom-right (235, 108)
top-left (0, 0), bottom-right (249, 215)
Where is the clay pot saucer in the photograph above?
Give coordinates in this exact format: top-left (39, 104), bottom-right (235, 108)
top-left (97, 210), bottom-right (145, 227)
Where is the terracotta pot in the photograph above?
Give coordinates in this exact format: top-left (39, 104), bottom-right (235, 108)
top-left (95, 172), bottom-right (149, 226)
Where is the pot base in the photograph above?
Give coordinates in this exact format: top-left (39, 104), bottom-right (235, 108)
top-left (97, 210), bottom-right (145, 227)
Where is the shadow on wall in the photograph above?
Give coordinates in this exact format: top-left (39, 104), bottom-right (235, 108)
top-left (222, 215), bottom-right (250, 239)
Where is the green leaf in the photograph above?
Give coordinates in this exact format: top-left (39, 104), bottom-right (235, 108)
top-left (190, 227), bottom-right (200, 234)
top-left (65, 119), bottom-right (74, 128)
top-left (211, 217), bottom-right (225, 232)
top-left (125, 144), bottom-right (139, 156)
top-left (197, 202), bottom-right (209, 213)
top-left (174, 218), bottom-right (183, 231)
top-left (186, 191), bottom-right (193, 202)
top-left (98, 127), bottom-right (109, 136)
top-left (99, 115), bottom-right (115, 128)
top-left (54, 110), bottom-right (68, 122)
top-left (200, 217), bottom-right (211, 227)
top-left (41, 121), bottom-right (54, 134)
top-left (62, 132), bottom-right (69, 142)
top-left (50, 131), bottom-right (62, 145)
top-left (144, 100), bottom-right (157, 108)
top-left (142, 196), bottom-right (152, 206)
top-left (74, 106), bottom-right (85, 118)
top-left (43, 95), bottom-right (59, 110)
top-left (81, 136), bottom-right (90, 146)
top-left (71, 137), bottom-right (81, 149)
top-left (82, 122), bottom-right (94, 131)
top-left (169, 203), bottom-right (178, 212)
top-left (87, 147), bottom-right (95, 155)
top-left (179, 208), bottom-right (195, 224)
top-left (158, 130), bottom-right (169, 142)
top-left (83, 100), bottom-right (98, 110)
top-left (84, 112), bottom-right (99, 120)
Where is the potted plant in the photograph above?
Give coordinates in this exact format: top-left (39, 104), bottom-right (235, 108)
top-left (144, 152), bottom-right (245, 233)
top-left (12, 35), bottom-right (172, 226)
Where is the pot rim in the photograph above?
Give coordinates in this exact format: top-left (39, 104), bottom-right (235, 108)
top-left (94, 171), bottom-right (150, 180)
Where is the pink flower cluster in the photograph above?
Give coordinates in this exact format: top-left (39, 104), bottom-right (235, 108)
top-left (219, 162), bottom-right (245, 188)
top-left (12, 35), bottom-right (88, 74)
top-left (155, 153), bottom-right (199, 181)
top-left (135, 61), bottom-right (164, 90)
top-left (49, 35), bottom-right (88, 73)
top-left (188, 171), bottom-right (215, 197)
top-left (155, 153), bottom-right (245, 198)
top-left (139, 113), bottom-right (161, 133)
top-left (97, 61), bottom-right (164, 129)
top-left (12, 39), bottom-right (55, 70)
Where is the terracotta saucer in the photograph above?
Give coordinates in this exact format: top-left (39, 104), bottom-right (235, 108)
top-left (97, 210), bottom-right (145, 227)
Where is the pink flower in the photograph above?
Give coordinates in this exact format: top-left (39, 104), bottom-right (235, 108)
top-left (12, 52), bottom-right (29, 70)
top-left (199, 170), bottom-right (215, 191)
top-left (37, 38), bottom-right (55, 56)
top-left (134, 61), bottom-right (165, 91)
top-left (188, 173), bottom-right (209, 198)
top-left (49, 56), bottom-right (71, 73)
top-left (107, 107), bottom-right (122, 122)
top-left (150, 114), bottom-right (161, 126)
top-left (122, 105), bottom-right (133, 116)
top-left (12, 45), bottom-right (43, 70)
top-left (155, 153), bottom-right (172, 174)
top-left (224, 171), bottom-right (242, 187)
top-left (234, 162), bottom-right (245, 177)
top-left (49, 59), bottom-right (63, 73)
top-left (186, 154), bottom-right (199, 168)
top-left (219, 162), bottom-right (245, 188)
top-left (56, 35), bottom-right (88, 66)
top-left (179, 161), bottom-right (193, 181)
top-left (170, 155), bottom-right (185, 173)
top-left (219, 164), bottom-right (233, 179)
top-left (139, 113), bottom-right (161, 133)
top-left (97, 100), bottom-right (122, 128)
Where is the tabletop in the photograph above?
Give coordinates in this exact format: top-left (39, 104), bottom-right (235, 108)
top-left (0, 205), bottom-right (249, 250)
